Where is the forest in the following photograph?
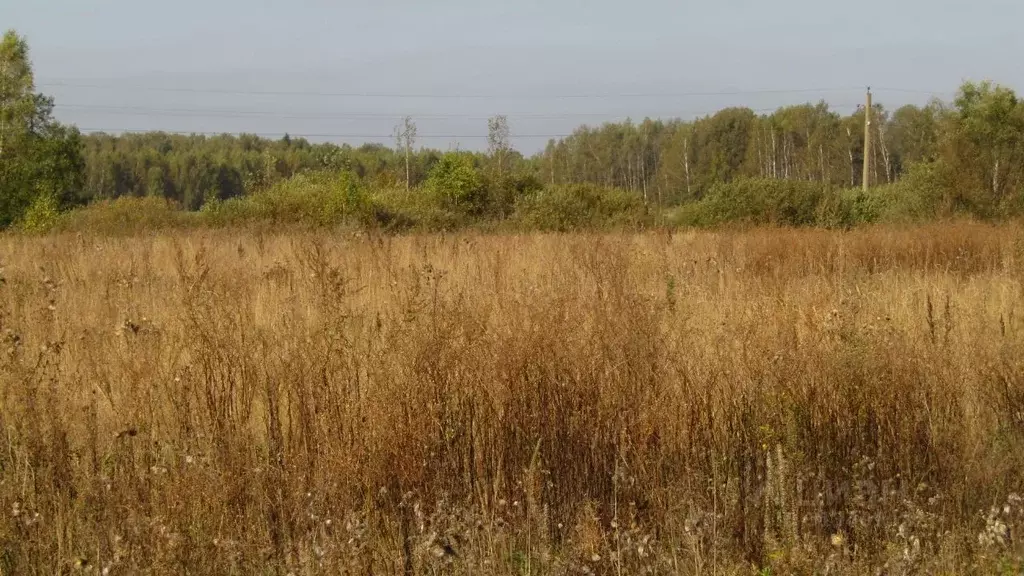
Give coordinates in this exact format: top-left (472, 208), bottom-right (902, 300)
top-left (70, 92), bottom-right (1018, 210)
top-left (3, 28), bottom-right (1024, 231)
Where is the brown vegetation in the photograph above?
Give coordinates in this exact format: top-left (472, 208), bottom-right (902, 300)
top-left (2, 223), bottom-right (1024, 574)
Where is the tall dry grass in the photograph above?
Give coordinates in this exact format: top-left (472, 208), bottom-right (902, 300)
top-left (1, 223), bottom-right (1024, 574)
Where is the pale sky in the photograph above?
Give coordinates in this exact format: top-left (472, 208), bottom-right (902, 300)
top-left (6, 0), bottom-right (1023, 152)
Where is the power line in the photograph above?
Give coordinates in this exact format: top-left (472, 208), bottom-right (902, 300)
top-left (58, 103), bottom-right (856, 120)
top-left (52, 104), bottom-right (720, 120)
top-left (68, 98), bottom-right (870, 140)
top-left (75, 128), bottom-right (574, 139)
top-left (39, 80), bottom-right (873, 99)
top-left (871, 86), bottom-right (956, 96)
top-left (56, 104), bottom-right (591, 120)
top-left (71, 101), bottom-right (867, 139)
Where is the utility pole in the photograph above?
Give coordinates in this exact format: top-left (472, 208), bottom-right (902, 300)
top-left (862, 87), bottom-right (872, 191)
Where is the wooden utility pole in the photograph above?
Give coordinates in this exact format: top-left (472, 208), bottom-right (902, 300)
top-left (862, 87), bottom-right (872, 191)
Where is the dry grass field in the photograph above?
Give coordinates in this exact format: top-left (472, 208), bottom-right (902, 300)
top-left (2, 223), bottom-right (1024, 574)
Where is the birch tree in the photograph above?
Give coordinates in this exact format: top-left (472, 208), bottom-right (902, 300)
top-left (393, 116), bottom-right (417, 191)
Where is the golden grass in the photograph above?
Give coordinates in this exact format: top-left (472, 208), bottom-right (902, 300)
top-left (2, 223), bottom-right (1024, 574)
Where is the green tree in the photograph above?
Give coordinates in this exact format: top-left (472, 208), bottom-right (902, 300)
top-left (887, 102), bottom-right (942, 170)
top-left (146, 165), bottom-right (166, 197)
top-left (427, 152), bottom-right (483, 211)
top-left (657, 121), bottom-right (695, 203)
top-left (948, 81), bottom-right (1024, 203)
top-left (755, 102), bottom-right (843, 184)
top-left (0, 30), bottom-right (84, 226)
top-left (693, 107), bottom-right (757, 193)
top-left (0, 31), bottom-right (34, 161)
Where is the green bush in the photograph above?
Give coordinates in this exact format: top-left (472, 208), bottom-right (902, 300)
top-left (833, 162), bottom-right (949, 226)
top-left (38, 161), bottom-right (970, 234)
top-left (17, 193), bottom-right (61, 234)
top-left (513, 184), bottom-right (649, 231)
top-left (425, 152), bottom-right (485, 213)
top-left (54, 196), bottom-right (196, 234)
top-left (672, 178), bottom-right (832, 227)
top-left (480, 171), bottom-right (544, 219)
top-left (368, 187), bottom-right (468, 231)
top-left (202, 170), bottom-right (369, 227)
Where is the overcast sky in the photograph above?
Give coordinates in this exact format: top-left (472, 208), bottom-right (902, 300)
top-left (6, 0), bottom-right (1023, 152)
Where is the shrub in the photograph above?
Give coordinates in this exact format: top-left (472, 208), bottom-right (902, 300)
top-left (480, 170), bottom-right (544, 219)
top-left (17, 193), bottom-right (61, 234)
top-left (202, 170), bottom-right (369, 227)
top-left (670, 178), bottom-right (830, 228)
top-left (368, 187), bottom-right (468, 232)
top-left (513, 184), bottom-right (649, 231)
top-left (53, 196), bottom-right (195, 234)
top-left (425, 152), bottom-right (485, 213)
top-left (832, 162), bottom-right (951, 226)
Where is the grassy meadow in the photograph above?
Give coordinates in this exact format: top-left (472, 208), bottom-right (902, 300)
top-left (2, 223), bottom-right (1024, 574)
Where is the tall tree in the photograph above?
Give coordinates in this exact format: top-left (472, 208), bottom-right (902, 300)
top-left (949, 81), bottom-right (1024, 202)
top-left (0, 30), bottom-right (35, 162)
top-left (487, 115), bottom-right (511, 179)
top-left (0, 30), bottom-right (84, 226)
top-left (693, 107), bottom-right (757, 193)
top-left (658, 122), bottom-right (695, 203)
top-left (887, 102), bottom-right (942, 170)
top-left (394, 116), bottom-right (417, 191)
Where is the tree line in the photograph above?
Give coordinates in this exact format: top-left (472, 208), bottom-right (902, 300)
top-left (75, 93), bottom-right (1022, 215)
top-left (3, 28), bottom-right (1024, 228)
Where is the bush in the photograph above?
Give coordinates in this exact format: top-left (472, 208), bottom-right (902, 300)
top-left (54, 196), bottom-right (195, 234)
top-left (202, 170), bottom-right (369, 227)
top-left (425, 152), bottom-right (485, 213)
top-left (37, 162), bottom-right (970, 235)
top-left (17, 193), bottom-right (61, 234)
top-left (513, 184), bottom-right (650, 231)
top-left (480, 171), bottom-right (544, 219)
top-left (672, 178), bottom-right (832, 227)
top-left (368, 187), bottom-right (468, 232)
top-left (831, 162), bottom-right (950, 226)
